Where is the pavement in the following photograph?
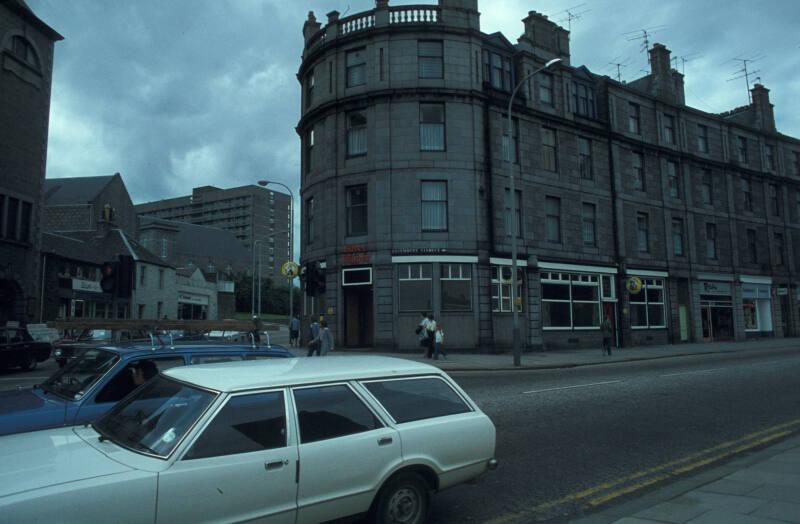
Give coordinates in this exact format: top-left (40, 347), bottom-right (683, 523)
top-left (574, 433), bottom-right (800, 524)
top-left (324, 337), bottom-right (800, 373)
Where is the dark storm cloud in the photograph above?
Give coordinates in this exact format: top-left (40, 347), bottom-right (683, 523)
top-left (29, 0), bottom-right (800, 211)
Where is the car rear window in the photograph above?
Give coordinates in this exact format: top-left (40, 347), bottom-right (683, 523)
top-left (191, 354), bottom-right (243, 365)
top-left (363, 377), bottom-right (472, 424)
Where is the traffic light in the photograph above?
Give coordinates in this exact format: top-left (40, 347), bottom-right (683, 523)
top-left (316, 265), bottom-right (326, 294)
top-left (117, 255), bottom-right (134, 298)
top-left (304, 262), bottom-right (317, 296)
top-left (100, 261), bottom-right (118, 294)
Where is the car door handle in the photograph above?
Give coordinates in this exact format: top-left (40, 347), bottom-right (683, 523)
top-left (265, 460), bottom-right (288, 471)
top-left (378, 437), bottom-right (393, 446)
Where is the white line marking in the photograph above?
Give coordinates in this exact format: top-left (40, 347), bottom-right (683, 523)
top-left (523, 380), bottom-right (622, 394)
top-left (661, 368), bottom-right (723, 377)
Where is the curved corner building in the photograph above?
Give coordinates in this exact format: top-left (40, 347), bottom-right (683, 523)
top-left (297, 0), bottom-right (800, 351)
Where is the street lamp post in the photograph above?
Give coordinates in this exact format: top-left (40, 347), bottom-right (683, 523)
top-left (251, 239), bottom-right (263, 317)
top-left (508, 57), bottom-right (561, 367)
top-left (258, 180), bottom-right (295, 328)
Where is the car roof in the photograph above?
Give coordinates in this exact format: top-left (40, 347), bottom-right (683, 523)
top-left (91, 344), bottom-right (292, 358)
top-left (164, 356), bottom-right (441, 392)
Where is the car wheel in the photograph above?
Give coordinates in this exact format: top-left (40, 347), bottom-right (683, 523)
top-left (371, 472), bottom-right (430, 524)
top-left (20, 355), bottom-right (38, 371)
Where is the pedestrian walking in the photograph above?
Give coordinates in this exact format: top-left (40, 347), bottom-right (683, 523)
top-left (434, 323), bottom-right (447, 360)
top-left (425, 313), bottom-right (437, 359)
top-left (309, 319), bottom-right (334, 356)
top-left (289, 315), bottom-right (300, 347)
top-left (416, 312), bottom-right (430, 356)
top-left (601, 315), bottom-right (613, 356)
top-left (307, 317), bottom-right (322, 357)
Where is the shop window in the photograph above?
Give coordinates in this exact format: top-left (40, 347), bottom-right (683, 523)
top-left (420, 103), bottom-right (445, 151)
top-left (491, 265), bottom-right (523, 313)
top-left (743, 299), bottom-right (758, 330)
top-left (418, 40), bottom-right (443, 79)
top-left (346, 47), bottom-right (366, 87)
top-left (347, 111), bottom-right (367, 156)
top-left (346, 185), bottom-right (368, 236)
top-left (441, 264), bottom-right (471, 311)
top-left (630, 278), bottom-right (665, 328)
top-left (541, 272), bottom-right (601, 329)
top-left (628, 103), bottom-right (640, 134)
top-left (421, 181), bottom-right (447, 231)
top-left (398, 264), bottom-right (432, 312)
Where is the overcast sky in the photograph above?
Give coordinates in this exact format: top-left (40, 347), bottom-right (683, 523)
top-left (29, 0), bottom-right (800, 209)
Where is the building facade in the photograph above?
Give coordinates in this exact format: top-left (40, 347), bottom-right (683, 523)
top-left (0, 0), bottom-right (61, 324)
top-left (135, 185), bottom-right (292, 278)
top-left (297, 0), bottom-right (800, 351)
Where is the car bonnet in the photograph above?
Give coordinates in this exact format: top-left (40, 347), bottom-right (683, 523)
top-left (0, 427), bottom-right (133, 499)
top-left (0, 388), bottom-right (67, 437)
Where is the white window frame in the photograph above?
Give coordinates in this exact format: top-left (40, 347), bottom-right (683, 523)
top-left (398, 263), bottom-right (432, 312)
top-left (541, 272), bottom-right (602, 330)
top-left (629, 278), bottom-right (666, 329)
top-left (440, 263), bottom-right (472, 312)
top-left (491, 265), bottom-right (522, 313)
top-left (342, 267), bottom-right (373, 286)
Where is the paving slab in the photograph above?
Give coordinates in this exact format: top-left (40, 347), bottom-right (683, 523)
top-left (633, 500), bottom-right (709, 523)
top-left (696, 479), bottom-right (760, 497)
top-left (751, 500), bottom-right (800, 523)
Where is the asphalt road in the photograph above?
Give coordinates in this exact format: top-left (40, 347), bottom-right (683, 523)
top-left (429, 346), bottom-right (800, 523)
top-left (3, 346), bottom-right (799, 523)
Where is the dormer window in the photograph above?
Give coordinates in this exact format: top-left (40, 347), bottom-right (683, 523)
top-left (8, 35), bottom-right (40, 71)
top-left (482, 50), bottom-right (512, 91)
top-left (571, 82), bottom-right (595, 118)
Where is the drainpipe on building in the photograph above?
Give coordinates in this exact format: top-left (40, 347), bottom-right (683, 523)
top-left (603, 87), bottom-right (625, 349)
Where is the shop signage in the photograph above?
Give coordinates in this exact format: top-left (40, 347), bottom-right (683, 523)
top-left (626, 277), bottom-right (643, 294)
top-left (342, 244), bottom-right (370, 266)
top-left (178, 293), bottom-right (209, 306)
top-left (700, 281), bottom-right (731, 296)
top-left (72, 279), bottom-right (102, 293)
top-left (742, 285), bottom-right (771, 300)
top-left (777, 287), bottom-right (788, 296)
top-left (390, 247), bottom-right (451, 256)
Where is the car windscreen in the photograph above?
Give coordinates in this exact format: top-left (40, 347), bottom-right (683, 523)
top-left (94, 375), bottom-right (216, 458)
top-left (41, 348), bottom-right (120, 400)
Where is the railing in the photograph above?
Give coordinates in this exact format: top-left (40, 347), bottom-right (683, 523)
top-left (389, 6), bottom-right (440, 24)
top-left (306, 27), bottom-right (327, 52)
top-left (340, 13), bottom-right (375, 35)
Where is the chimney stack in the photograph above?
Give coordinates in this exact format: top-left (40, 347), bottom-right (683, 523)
top-left (648, 43), bottom-right (671, 76)
top-left (750, 84), bottom-right (776, 132)
top-left (302, 11), bottom-right (321, 44)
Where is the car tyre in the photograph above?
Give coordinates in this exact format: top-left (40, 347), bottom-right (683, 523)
top-left (20, 355), bottom-right (38, 371)
top-left (371, 472), bottom-right (430, 524)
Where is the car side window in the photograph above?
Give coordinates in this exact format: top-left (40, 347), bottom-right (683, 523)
top-left (363, 377), bottom-right (472, 424)
top-left (293, 384), bottom-right (382, 444)
top-left (94, 357), bottom-right (185, 404)
top-left (244, 354), bottom-right (281, 360)
top-left (184, 391), bottom-right (286, 460)
top-left (191, 354), bottom-right (243, 365)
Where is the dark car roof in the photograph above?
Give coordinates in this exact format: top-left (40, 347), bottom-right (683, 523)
top-left (92, 343), bottom-right (293, 359)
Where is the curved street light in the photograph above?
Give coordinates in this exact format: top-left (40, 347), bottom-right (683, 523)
top-left (508, 57), bottom-right (562, 367)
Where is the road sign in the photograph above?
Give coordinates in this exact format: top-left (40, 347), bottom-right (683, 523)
top-left (626, 276), bottom-right (643, 294)
top-left (281, 261), bottom-right (300, 278)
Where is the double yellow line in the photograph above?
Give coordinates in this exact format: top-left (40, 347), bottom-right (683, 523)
top-left (486, 418), bottom-right (800, 524)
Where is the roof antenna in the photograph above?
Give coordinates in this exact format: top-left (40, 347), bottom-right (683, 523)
top-left (726, 54), bottom-right (764, 103)
top-left (623, 26), bottom-right (667, 66)
top-left (671, 53), bottom-right (701, 75)
top-left (607, 56), bottom-right (631, 82)
top-left (555, 3), bottom-right (590, 33)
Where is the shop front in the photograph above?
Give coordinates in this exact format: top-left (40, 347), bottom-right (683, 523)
top-left (626, 270), bottom-right (669, 346)
top-left (698, 279), bottom-right (734, 342)
top-left (741, 276), bottom-right (773, 337)
top-left (57, 278), bottom-right (113, 319)
top-left (177, 292), bottom-right (209, 320)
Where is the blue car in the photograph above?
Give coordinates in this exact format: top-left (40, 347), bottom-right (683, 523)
top-left (0, 342), bottom-right (293, 436)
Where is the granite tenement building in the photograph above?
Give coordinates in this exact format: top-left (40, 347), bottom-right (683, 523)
top-left (297, 0), bottom-right (800, 351)
top-left (0, 0), bottom-right (61, 323)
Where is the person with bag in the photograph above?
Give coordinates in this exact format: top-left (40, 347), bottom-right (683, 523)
top-left (416, 312), bottom-right (430, 355)
top-left (311, 319), bottom-right (334, 356)
top-left (424, 313), bottom-right (436, 359)
top-left (434, 323), bottom-right (447, 360)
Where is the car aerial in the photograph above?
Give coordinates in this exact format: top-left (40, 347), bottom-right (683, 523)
top-left (0, 356), bottom-right (497, 524)
top-left (0, 326), bottom-right (52, 371)
top-left (0, 340), bottom-right (293, 436)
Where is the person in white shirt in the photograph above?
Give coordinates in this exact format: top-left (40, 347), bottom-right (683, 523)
top-left (434, 323), bottom-right (447, 360)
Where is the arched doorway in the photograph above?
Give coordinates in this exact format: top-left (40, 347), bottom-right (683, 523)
top-left (0, 279), bottom-right (23, 325)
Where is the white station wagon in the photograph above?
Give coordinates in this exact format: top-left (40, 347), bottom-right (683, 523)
top-left (0, 356), bottom-right (496, 523)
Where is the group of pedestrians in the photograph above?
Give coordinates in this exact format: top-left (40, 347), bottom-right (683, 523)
top-left (416, 312), bottom-right (447, 360)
